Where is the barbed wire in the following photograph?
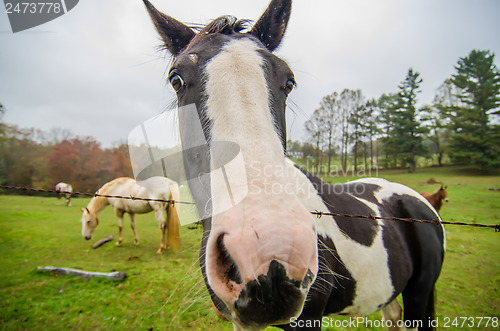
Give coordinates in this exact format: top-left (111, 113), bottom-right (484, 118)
top-left (0, 185), bottom-right (195, 205)
top-left (310, 211), bottom-right (500, 231)
top-left (1, 185), bottom-right (498, 232)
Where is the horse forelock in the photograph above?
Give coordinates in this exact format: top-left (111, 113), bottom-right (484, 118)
top-left (183, 16), bottom-right (251, 54)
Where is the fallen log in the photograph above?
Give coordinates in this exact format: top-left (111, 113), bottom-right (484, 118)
top-left (37, 266), bottom-right (127, 281)
top-left (92, 235), bottom-right (113, 249)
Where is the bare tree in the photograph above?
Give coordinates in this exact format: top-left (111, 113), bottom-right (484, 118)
top-left (49, 127), bottom-right (74, 145)
top-left (345, 90), bottom-right (366, 172)
top-left (316, 93), bottom-right (339, 174)
top-left (305, 109), bottom-right (326, 175)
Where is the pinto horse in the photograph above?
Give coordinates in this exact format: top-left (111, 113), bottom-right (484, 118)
top-left (421, 186), bottom-right (448, 212)
top-left (55, 182), bottom-right (72, 206)
top-left (80, 177), bottom-right (181, 253)
top-left (144, 0), bottom-right (445, 329)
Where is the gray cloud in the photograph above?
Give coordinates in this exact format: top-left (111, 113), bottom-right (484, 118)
top-left (1, 0), bottom-right (499, 146)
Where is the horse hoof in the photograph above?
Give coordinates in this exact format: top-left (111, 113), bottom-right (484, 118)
top-left (156, 249), bottom-right (163, 254)
top-left (115, 242), bottom-right (122, 247)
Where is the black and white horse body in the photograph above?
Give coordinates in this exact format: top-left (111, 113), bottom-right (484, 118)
top-left (143, 1), bottom-right (445, 330)
top-left (289, 166), bottom-right (444, 328)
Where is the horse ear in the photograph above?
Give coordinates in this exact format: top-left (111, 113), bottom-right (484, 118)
top-left (250, 0), bottom-right (292, 51)
top-left (143, 0), bottom-right (196, 55)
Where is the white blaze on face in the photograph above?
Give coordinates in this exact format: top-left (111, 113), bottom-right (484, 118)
top-left (81, 210), bottom-right (93, 238)
top-left (204, 39), bottom-right (286, 216)
top-left (202, 39), bottom-right (318, 300)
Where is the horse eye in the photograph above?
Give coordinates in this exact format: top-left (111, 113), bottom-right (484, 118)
top-left (169, 73), bottom-right (184, 92)
top-left (284, 79), bottom-right (295, 95)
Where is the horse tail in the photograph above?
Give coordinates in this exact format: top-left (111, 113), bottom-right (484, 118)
top-left (166, 180), bottom-right (181, 252)
top-left (169, 180), bottom-right (181, 217)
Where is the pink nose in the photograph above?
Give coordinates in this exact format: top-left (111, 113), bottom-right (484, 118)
top-left (205, 193), bottom-right (318, 325)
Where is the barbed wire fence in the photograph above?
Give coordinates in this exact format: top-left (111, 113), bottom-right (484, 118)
top-left (0, 185), bottom-right (498, 232)
top-left (0, 185), bottom-right (195, 205)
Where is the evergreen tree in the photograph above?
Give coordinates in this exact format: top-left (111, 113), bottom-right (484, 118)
top-left (381, 69), bottom-right (428, 172)
top-left (378, 93), bottom-right (399, 168)
top-left (446, 49), bottom-right (500, 168)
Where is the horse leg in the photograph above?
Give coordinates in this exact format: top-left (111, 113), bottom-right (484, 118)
top-left (154, 207), bottom-right (167, 254)
top-left (65, 194), bottom-right (71, 207)
top-left (129, 213), bottom-right (139, 245)
top-left (381, 299), bottom-right (405, 331)
top-left (401, 284), bottom-right (436, 331)
top-left (115, 208), bottom-right (125, 246)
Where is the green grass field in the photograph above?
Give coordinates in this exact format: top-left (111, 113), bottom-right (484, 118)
top-left (0, 166), bottom-right (499, 330)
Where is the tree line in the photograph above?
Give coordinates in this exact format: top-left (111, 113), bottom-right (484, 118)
top-left (0, 106), bottom-right (132, 193)
top-left (292, 49), bottom-right (499, 174)
top-left (1, 49), bottom-right (498, 193)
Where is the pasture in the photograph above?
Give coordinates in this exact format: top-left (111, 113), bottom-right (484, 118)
top-left (0, 167), bottom-right (498, 330)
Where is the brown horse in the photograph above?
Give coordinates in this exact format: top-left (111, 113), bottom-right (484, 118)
top-left (421, 186), bottom-right (448, 211)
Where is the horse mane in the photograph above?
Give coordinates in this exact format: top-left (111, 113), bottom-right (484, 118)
top-left (185, 16), bottom-right (251, 51)
top-left (87, 178), bottom-right (131, 214)
top-left (87, 195), bottom-right (109, 214)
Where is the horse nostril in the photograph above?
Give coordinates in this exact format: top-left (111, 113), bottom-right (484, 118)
top-left (301, 269), bottom-right (315, 290)
top-left (233, 260), bottom-right (306, 326)
top-left (216, 235), bottom-right (242, 285)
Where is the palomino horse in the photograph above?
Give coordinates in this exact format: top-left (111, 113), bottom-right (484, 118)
top-left (144, 0), bottom-right (445, 329)
top-left (421, 186), bottom-right (448, 212)
top-left (55, 182), bottom-right (72, 206)
top-left (80, 177), bottom-right (181, 253)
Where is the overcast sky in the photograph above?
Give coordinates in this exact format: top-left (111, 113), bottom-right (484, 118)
top-left (1, 0), bottom-right (499, 147)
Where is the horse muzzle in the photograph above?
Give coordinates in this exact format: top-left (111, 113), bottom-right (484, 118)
top-left (204, 194), bottom-right (318, 327)
top-left (84, 235), bottom-right (91, 240)
top-left (232, 260), bottom-right (314, 327)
